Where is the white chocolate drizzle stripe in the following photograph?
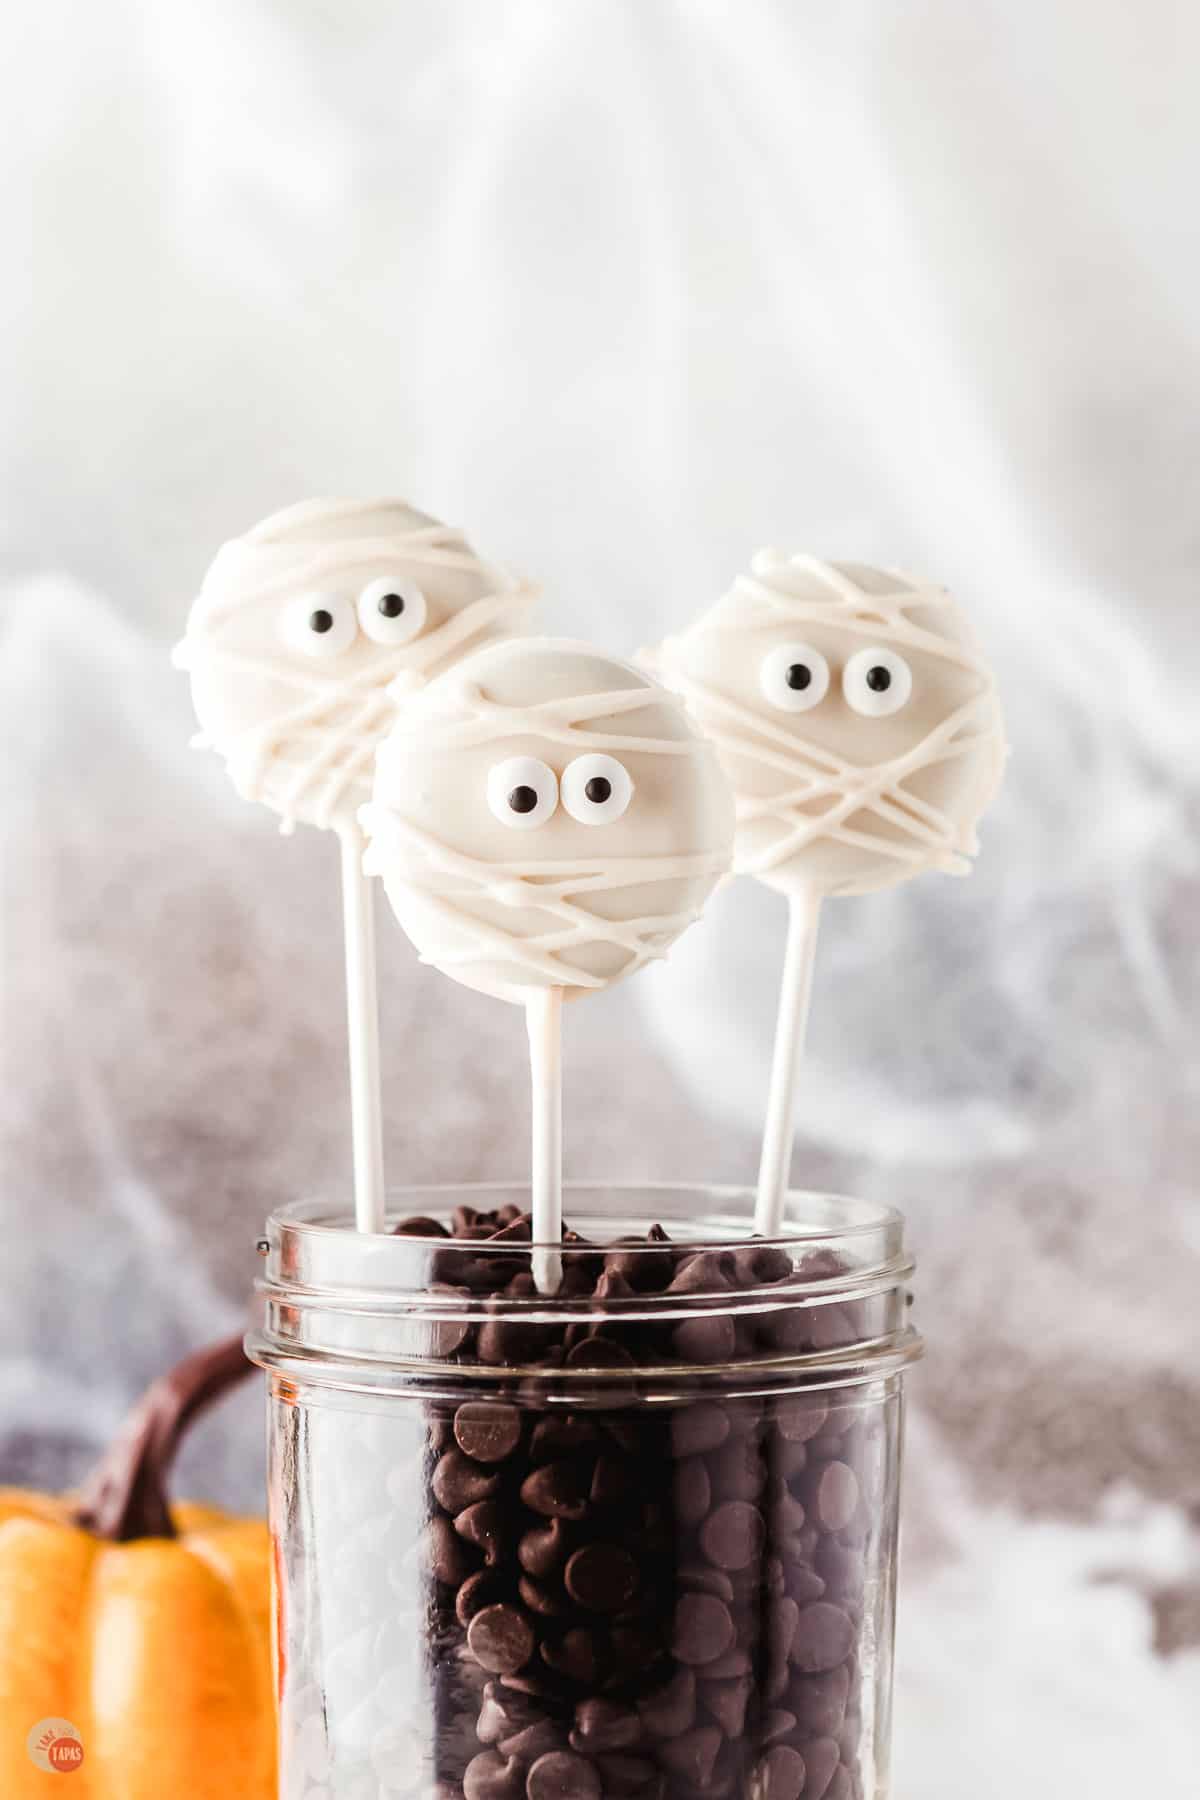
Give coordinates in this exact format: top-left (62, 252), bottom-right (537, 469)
top-left (664, 667), bottom-right (1001, 879)
top-left (363, 805), bottom-right (725, 989)
top-left (385, 679), bottom-right (701, 758)
top-left (178, 586), bottom-right (535, 832)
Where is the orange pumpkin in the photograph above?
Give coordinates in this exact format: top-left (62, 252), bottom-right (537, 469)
top-left (0, 1336), bottom-right (275, 1798)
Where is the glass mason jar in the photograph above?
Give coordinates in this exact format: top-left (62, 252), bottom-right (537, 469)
top-left (248, 1185), bottom-right (921, 1800)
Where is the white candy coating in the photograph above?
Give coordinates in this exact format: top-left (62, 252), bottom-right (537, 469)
top-left (362, 638), bottom-right (735, 1003)
top-left (648, 551), bottom-right (1007, 898)
top-left (174, 498), bottom-right (538, 832)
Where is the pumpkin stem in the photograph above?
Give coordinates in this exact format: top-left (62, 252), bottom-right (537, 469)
top-left (72, 1334), bottom-right (254, 1542)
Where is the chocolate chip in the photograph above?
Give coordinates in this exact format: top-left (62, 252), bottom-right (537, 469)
top-left (542, 1626), bottom-right (598, 1684)
top-left (571, 1698), bottom-right (643, 1752)
top-left (500, 1667), bottom-right (559, 1700)
top-left (753, 1745), bottom-right (807, 1799)
top-left (699, 1675), bottom-right (751, 1738)
top-left (500, 1720), bottom-right (566, 1762)
top-left (433, 1449), bottom-right (501, 1513)
top-left (814, 1461), bottom-right (860, 1532)
top-left (519, 1574), bottom-right (566, 1617)
top-left (671, 1313), bottom-right (737, 1363)
top-left (733, 1243), bottom-right (794, 1283)
top-left (478, 1318), bottom-right (555, 1364)
top-left (565, 1336), bottom-right (636, 1370)
top-left (761, 1553), bottom-right (787, 1597)
top-left (776, 1398), bottom-right (829, 1444)
top-left (428, 1415), bottom-right (455, 1453)
top-left (392, 1215), bottom-right (449, 1237)
top-left (531, 1416), bottom-right (599, 1462)
top-left (457, 1568), bottom-right (508, 1625)
top-left (488, 1215), bottom-right (533, 1241)
top-left (457, 1499), bottom-right (505, 1565)
top-left (425, 1514), bottom-right (477, 1585)
top-left (760, 1708), bottom-right (797, 1748)
top-left (601, 1417), bottom-right (643, 1454)
top-left (701, 1646), bottom-right (752, 1679)
top-left (595, 1754), bottom-right (659, 1794)
top-left (699, 1500), bottom-right (765, 1572)
top-left (593, 1266), bottom-right (637, 1303)
top-left (637, 1667), bottom-right (696, 1739)
top-left (519, 1518), bottom-right (574, 1576)
top-left (677, 1564), bottom-right (735, 1603)
top-left (521, 1462), bottom-right (590, 1520)
top-left (814, 1540), bottom-right (865, 1603)
top-left (708, 1436), bottom-right (765, 1503)
top-left (657, 1726), bottom-right (722, 1786)
top-left (786, 1565), bottom-right (826, 1604)
top-left (427, 1285), bottom-right (473, 1357)
top-left (455, 1402), bottom-right (523, 1463)
top-left (590, 1454), bottom-right (633, 1505)
top-left (672, 1404), bottom-right (726, 1461)
top-left (667, 1252), bottom-right (733, 1294)
top-left (791, 1666), bottom-right (850, 1735)
top-left (476, 1682), bottom-right (533, 1745)
top-left (791, 1602), bottom-right (854, 1674)
top-left (768, 1596), bottom-right (800, 1664)
top-left (767, 1483), bottom-right (808, 1538)
top-left (608, 1621), bottom-right (662, 1676)
top-left (526, 1750), bottom-right (602, 1800)
top-left (564, 1543), bottom-right (639, 1612)
top-left (467, 1604), bottom-right (536, 1675)
top-left (673, 1458), bottom-right (711, 1528)
top-left (800, 1737), bottom-right (841, 1800)
top-left (463, 1750), bottom-right (526, 1800)
top-left (672, 1592), bottom-right (735, 1665)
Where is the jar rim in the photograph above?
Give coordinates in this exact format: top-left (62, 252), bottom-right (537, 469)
top-left (252, 1184), bottom-right (920, 1392)
top-left (270, 1182), bottom-right (904, 1251)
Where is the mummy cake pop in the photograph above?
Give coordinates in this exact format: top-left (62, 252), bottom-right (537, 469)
top-left (648, 551), bottom-right (1007, 1229)
top-left (174, 498), bottom-right (538, 1232)
top-left (362, 637), bottom-right (734, 1283)
top-left (174, 497), bottom-right (538, 834)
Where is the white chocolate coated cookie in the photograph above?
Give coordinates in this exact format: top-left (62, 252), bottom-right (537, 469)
top-left (175, 498), bottom-right (538, 832)
top-left (362, 638), bottom-right (735, 1003)
top-left (648, 552), bottom-right (1007, 898)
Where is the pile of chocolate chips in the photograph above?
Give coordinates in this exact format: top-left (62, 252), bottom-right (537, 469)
top-left (395, 1204), bottom-right (877, 1800)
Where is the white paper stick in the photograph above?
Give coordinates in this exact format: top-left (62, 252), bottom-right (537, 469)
top-left (754, 886), bottom-right (823, 1237)
top-left (525, 987), bottom-right (564, 1293)
top-left (337, 822), bottom-right (386, 1234)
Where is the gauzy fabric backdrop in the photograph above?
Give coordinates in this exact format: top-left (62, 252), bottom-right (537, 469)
top-left (3, 3), bottom-right (1199, 1794)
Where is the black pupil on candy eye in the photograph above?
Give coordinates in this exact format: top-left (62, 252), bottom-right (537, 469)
top-left (378, 593), bottom-right (405, 617)
top-left (508, 786), bottom-right (539, 814)
top-left (785, 664), bottom-right (812, 691)
top-left (584, 777), bottom-right (612, 805)
top-left (866, 665), bottom-right (892, 692)
top-left (309, 609), bottom-right (334, 634)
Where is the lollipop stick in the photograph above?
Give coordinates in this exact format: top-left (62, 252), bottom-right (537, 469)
top-left (337, 822), bottom-right (386, 1234)
top-left (525, 987), bottom-right (564, 1293)
top-left (754, 886), bottom-right (823, 1236)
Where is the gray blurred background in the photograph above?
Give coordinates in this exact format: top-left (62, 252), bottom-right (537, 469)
top-left (2, 2), bottom-right (1198, 1793)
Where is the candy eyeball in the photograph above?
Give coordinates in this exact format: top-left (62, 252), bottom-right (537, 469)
top-left (843, 646), bottom-right (913, 717)
top-left (560, 754), bottom-right (634, 825)
top-left (280, 592), bottom-right (358, 658)
top-left (760, 643), bottom-right (830, 713)
top-left (357, 575), bottom-right (428, 646)
top-left (487, 756), bottom-right (559, 829)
